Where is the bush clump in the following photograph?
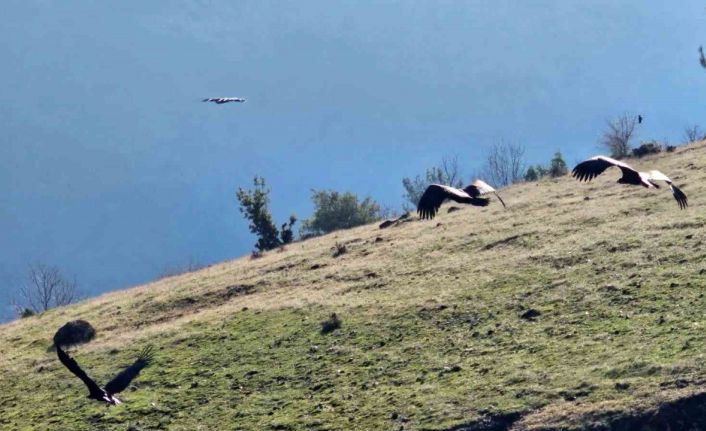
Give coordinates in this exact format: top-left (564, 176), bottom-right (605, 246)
top-left (19, 308), bottom-right (36, 318)
top-left (332, 243), bottom-right (347, 258)
top-left (320, 313), bottom-right (342, 334)
top-left (301, 190), bottom-right (381, 238)
top-left (632, 141), bottom-right (662, 158)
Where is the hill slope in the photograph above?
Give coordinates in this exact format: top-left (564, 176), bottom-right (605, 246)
top-left (2, 143), bottom-right (706, 431)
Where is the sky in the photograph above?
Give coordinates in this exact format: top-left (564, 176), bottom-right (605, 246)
top-left (2, 1), bottom-right (705, 321)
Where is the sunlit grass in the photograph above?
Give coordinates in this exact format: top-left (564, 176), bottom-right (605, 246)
top-left (1, 142), bottom-right (706, 430)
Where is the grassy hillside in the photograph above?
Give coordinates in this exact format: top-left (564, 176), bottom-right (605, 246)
top-left (2, 143), bottom-right (706, 431)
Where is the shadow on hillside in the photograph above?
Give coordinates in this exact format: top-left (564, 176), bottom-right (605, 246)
top-left (578, 391), bottom-right (706, 431)
top-left (433, 391), bottom-right (706, 431)
top-left (130, 283), bottom-right (258, 327)
top-left (425, 412), bottom-right (523, 431)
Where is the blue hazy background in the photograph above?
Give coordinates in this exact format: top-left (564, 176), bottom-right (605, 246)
top-left (2, 1), bottom-right (704, 321)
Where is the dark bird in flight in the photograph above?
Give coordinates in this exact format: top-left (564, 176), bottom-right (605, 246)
top-left (699, 46), bottom-right (706, 70)
top-left (572, 155), bottom-right (688, 209)
top-left (202, 97), bottom-right (246, 104)
top-left (56, 344), bottom-right (154, 405)
top-left (417, 179), bottom-right (506, 220)
top-left (638, 115), bottom-right (643, 124)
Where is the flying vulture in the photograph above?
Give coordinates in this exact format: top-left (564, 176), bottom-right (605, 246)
top-left (700, 46), bottom-right (706, 70)
top-left (417, 179), bottom-right (506, 220)
top-left (56, 344), bottom-right (154, 405)
top-left (572, 155), bottom-right (688, 209)
top-left (202, 97), bottom-right (246, 104)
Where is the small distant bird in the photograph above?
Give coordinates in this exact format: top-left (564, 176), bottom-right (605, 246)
top-left (699, 46), bottom-right (706, 69)
top-left (572, 155), bottom-right (688, 209)
top-left (56, 344), bottom-right (154, 405)
top-left (417, 179), bottom-right (506, 220)
top-left (202, 97), bottom-right (246, 104)
top-left (638, 115), bottom-right (643, 124)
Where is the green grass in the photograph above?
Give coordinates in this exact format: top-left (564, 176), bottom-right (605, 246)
top-left (2, 142), bottom-right (706, 430)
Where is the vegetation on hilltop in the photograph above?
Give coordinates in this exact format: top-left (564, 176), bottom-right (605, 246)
top-left (1, 142), bottom-right (705, 430)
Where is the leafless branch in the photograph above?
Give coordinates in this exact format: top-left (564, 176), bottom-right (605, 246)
top-left (439, 155), bottom-right (463, 188)
top-left (401, 154), bottom-right (464, 210)
top-left (18, 262), bottom-right (78, 313)
top-left (600, 114), bottom-right (637, 158)
top-left (684, 125), bottom-right (705, 143)
top-left (482, 141), bottom-right (526, 188)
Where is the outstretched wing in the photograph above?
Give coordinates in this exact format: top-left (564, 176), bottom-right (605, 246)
top-left (572, 155), bottom-right (637, 182)
top-left (104, 346), bottom-right (154, 395)
top-left (56, 346), bottom-right (104, 399)
top-left (670, 184), bottom-right (689, 209)
top-left (417, 184), bottom-right (471, 220)
top-left (648, 170), bottom-right (688, 209)
top-left (700, 46), bottom-right (706, 69)
top-left (464, 179), bottom-right (506, 208)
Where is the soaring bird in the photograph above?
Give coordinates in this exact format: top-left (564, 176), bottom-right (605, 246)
top-left (56, 344), bottom-right (154, 405)
top-left (572, 155), bottom-right (688, 209)
top-left (638, 115), bottom-right (643, 124)
top-left (417, 179), bottom-right (506, 220)
top-left (699, 46), bottom-right (706, 69)
top-left (202, 97), bottom-right (246, 104)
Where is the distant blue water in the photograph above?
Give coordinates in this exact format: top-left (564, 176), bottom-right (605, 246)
top-left (3, 0), bottom-right (705, 323)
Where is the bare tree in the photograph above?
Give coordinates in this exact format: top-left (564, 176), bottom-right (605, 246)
top-left (684, 125), bottom-right (705, 143)
top-left (600, 114), bottom-right (638, 159)
top-left (481, 141), bottom-right (526, 188)
top-left (438, 155), bottom-right (463, 188)
top-left (401, 155), bottom-right (464, 210)
top-left (18, 263), bottom-right (78, 313)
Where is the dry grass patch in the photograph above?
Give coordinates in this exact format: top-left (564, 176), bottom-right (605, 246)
top-left (2, 142), bottom-right (706, 430)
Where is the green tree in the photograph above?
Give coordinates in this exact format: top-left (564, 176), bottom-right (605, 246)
top-left (236, 176), bottom-right (283, 252)
top-left (535, 165), bottom-right (549, 178)
top-left (548, 151), bottom-right (568, 177)
top-left (525, 164), bottom-right (549, 181)
top-left (301, 190), bottom-right (381, 237)
top-left (402, 155), bottom-right (463, 211)
top-left (524, 166), bottom-right (538, 182)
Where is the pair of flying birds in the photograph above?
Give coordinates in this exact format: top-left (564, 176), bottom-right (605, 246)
top-left (417, 155), bottom-right (688, 219)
